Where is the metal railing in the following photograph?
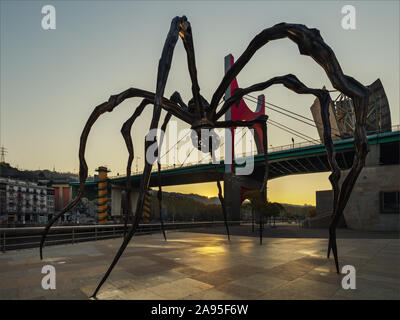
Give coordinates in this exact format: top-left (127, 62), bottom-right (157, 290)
top-left (108, 124), bottom-right (399, 177)
top-left (0, 221), bottom-right (240, 252)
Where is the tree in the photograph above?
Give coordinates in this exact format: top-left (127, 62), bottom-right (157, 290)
top-left (242, 190), bottom-right (286, 227)
top-left (306, 206), bottom-right (317, 218)
top-left (265, 201), bottom-right (284, 226)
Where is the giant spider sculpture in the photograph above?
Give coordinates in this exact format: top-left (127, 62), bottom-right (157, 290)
top-left (40, 16), bottom-right (370, 298)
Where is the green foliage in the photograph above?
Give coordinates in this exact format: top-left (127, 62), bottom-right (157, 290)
top-left (306, 206), bottom-right (317, 218)
top-left (242, 190), bottom-right (285, 219)
top-left (280, 204), bottom-right (314, 219)
top-left (150, 193), bottom-right (221, 222)
top-left (264, 201), bottom-right (284, 218)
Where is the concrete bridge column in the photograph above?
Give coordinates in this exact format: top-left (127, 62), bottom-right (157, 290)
top-left (223, 173), bottom-right (262, 221)
top-left (110, 186), bottom-right (140, 221)
top-left (365, 143), bottom-right (380, 167)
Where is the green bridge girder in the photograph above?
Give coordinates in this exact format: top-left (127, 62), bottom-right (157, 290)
top-left (71, 130), bottom-right (399, 192)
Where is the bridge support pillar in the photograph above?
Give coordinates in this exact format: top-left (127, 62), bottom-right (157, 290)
top-left (223, 173), bottom-right (262, 221)
top-left (365, 143), bottom-right (380, 166)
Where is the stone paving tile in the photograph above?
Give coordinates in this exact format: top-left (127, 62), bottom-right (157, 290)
top-left (286, 278), bottom-right (339, 298)
top-left (184, 288), bottom-right (242, 300)
top-left (121, 288), bottom-right (165, 300)
top-left (301, 269), bottom-right (343, 286)
top-left (96, 289), bottom-right (128, 300)
top-left (333, 277), bottom-right (400, 300)
top-left (1, 278), bottom-right (20, 290)
top-left (358, 262), bottom-right (400, 279)
top-left (357, 271), bottom-right (400, 286)
top-left (313, 263), bottom-right (340, 274)
top-left (146, 255), bottom-right (185, 269)
top-left (18, 286), bottom-right (53, 300)
top-left (214, 282), bottom-right (265, 299)
top-left (118, 270), bottom-right (187, 291)
top-left (192, 264), bottom-right (267, 287)
top-left (0, 232), bottom-right (399, 300)
top-left (247, 257), bottom-right (290, 270)
top-left (258, 287), bottom-right (322, 300)
top-left (265, 261), bottom-right (314, 281)
top-left (0, 288), bottom-right (19, 300)
top-left (294, 255), bottom-right (327, 268)
top-left (45, 289), bottom-right (88, 300)
top-left (188, 258), bottom-right (241, 273)
top-left (229, 273), bottom-right (289, 293)
top-left (80, 282), bottom-right (118, 298)
top-left (146, 277), bottom-right (213, 299)
top-left (117, 255), bottom-right (158, 269)
top-left (123, 261), bottom-right (177, 277)
top-left (173, 266), bottom-right (206, 278)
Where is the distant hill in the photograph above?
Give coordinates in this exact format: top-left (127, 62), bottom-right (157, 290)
top-left (160, 192), bottom-right (314, 209)
top-left (280, 203), bottom-right (315, 218)
top-left (0, 162), bottom-right (78, 183)
top-left (162, 191), bottom-right (220, 205)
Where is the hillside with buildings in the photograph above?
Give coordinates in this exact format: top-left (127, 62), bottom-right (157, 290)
top-left (0, 162), bottom-right (78, 183)
top-left (0, 162), bottom-right (315, 226)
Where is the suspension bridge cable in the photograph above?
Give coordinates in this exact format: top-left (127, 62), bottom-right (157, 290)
top-left (247, 94), bottom-right (316, 124)
top-left (161, 98), bottom-right (226, 166)
top-left (268, 120), bottom-right (316, 144)
top-left (159, 129), bottom-right (190, 160)
top-left (198, 124), bottom-right (251, 164)
top-left (154, 92), bottom-right (342, 170)
top-left (243, 96), bottom-right (317, 129)
top-left (267, 120), bottom-right (316, 144)
top-left (268, 119), bottom-right (318, 143)
top-left (179, 144), bottom-right (197, 168)
top-left (246, 93), bottom-right (341, 134)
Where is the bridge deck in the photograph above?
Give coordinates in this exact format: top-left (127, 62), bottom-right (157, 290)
top-left (71, 130), bottom-right (400, 188)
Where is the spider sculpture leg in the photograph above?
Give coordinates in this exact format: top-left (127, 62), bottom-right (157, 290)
top-left (39, 86), bottom-right (190, 259)
top-left (215, 117), bottom-right (269, 245)
top-left (157, 113), bottom-right (172, 241)
top-left (209, 149), bottom-right (230, 241)
top-left (259, 203), bottom-right (263, 245)
top-left (89, 16), bottom-right (187, 298)
top-left (121, 98), bottom-right (152, 236)
top-left (39, 89), bottom-right (155, 259)
top-left (156, 90), bottom-right (190, 240)
top-left (121, 99), bottom-right (174, 241)
top-left (209, 23), bottom-right (369, 273)
top-left (215, 74), bottom-right (348, 272)
top-left (259, 120), bottom-right (269, 245)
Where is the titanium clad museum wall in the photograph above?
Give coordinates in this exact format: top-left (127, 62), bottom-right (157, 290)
top-left (342, 165), bottom-right (400, 231)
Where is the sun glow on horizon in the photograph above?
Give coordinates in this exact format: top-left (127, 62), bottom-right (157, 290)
top-left (162, 172), bottom-right (332, 206)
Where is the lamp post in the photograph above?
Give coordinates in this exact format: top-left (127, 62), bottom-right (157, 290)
top-left (135, 156), bottom-right (141, 173)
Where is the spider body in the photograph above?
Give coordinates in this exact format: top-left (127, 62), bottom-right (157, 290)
top-left (188, 95), bottom-right (211, 117)
top-left (39, 16), bottom-right (370, 298)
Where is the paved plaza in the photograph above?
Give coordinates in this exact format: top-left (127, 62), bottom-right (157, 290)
top-left (0, 230), bottom-right (399, 300)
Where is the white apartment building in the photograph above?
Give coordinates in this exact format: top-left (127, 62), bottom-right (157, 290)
top-left (0, 178), bottom-right (55, 224)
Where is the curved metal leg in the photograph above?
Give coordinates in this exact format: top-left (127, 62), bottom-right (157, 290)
top-left (90, 16), bottom-right (185, 298)
top-left (40, 88), bottom-right (157, 260)
top-left (157, 113), bottom-right (172, 241)
top-left (214, 164), bottom-right (230, 241)
top-left (121, 99), bottom-right (152, 237)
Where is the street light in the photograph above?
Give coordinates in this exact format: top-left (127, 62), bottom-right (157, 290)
top-left (136, 156), bottom-right (142, 173)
